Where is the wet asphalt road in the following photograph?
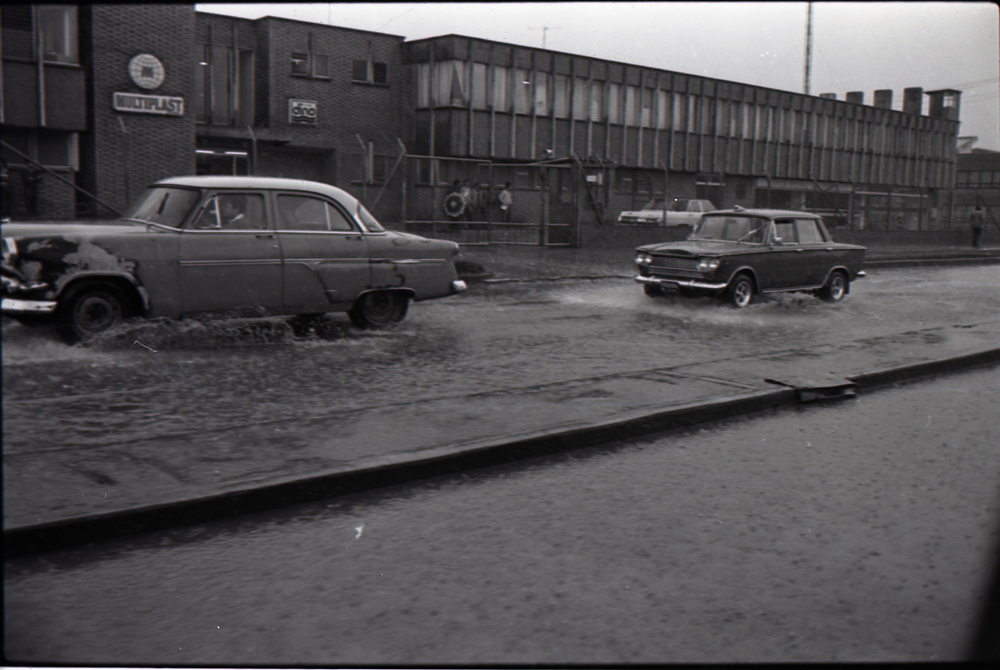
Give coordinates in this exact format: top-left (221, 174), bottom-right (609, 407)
top-left (4, 366), bottom-right (998, 665)
top-left (3, 265), bottom-right (999, 459)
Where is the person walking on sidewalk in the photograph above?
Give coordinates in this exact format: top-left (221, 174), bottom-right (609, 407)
top-left (970, 206), bottom-right (985, 248)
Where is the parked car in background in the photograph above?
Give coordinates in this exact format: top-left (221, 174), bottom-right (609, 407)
top-left (2, 176), bottom-right (467, 341)
top-left (617, 198), bottom-right (716, 226)
top-left (634, 207), bottom-right (866, 308)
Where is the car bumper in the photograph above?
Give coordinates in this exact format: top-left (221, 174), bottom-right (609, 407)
top-left (2, 297), bottom-right (59, 314)
top-left (634, 274), bottom-right (728, 291)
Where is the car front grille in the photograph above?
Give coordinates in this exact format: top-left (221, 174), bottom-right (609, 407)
top-left (648, 256), bottom-right (702, 279)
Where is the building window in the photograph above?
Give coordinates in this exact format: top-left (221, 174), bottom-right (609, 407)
top-left (553, 75), bottom-right (569, 118)
top-left (656, 90), bottom-right (669, 129)
top-left (352, 46), bottom-right (387, 85)
top-left (292, 52), bottom-right (310, 76)
top-left (290, 34), bottom-right (330, 79)
top-left (416, 63), bottom-right (431, 108)
top-left (433, 60), bottom-right (467, 106)
top-left (492, 65), bottom-right (509, 111)
top-left (591, 83), bottom-right (604, 122)
top-left (572, 79), bottom-right (589, 120)
top-left (514, 69), bottom-right (532, 114)
top-left (472, 62), bottom-right (488, 110)
top-left (607, 83), bottom-right (620, 124)
top-left (640, 89), bottom-right (653, 128)
top-left (534, 71), bottom-right (549, 115)
top-left (2, 5), bottom-right (78, 64)
top-left (195, 42), bottom-right (254, 126)
top-left (624, 86), bottom-right (638, 126)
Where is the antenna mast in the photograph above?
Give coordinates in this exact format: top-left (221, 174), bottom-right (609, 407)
top-left (803, 2), bottom-right (814, 95)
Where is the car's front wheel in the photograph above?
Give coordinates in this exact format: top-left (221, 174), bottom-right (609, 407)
top-left (349, 291), bottom-right (410, 328)
top-left (643, 283), bottom-right (664, 297)
top-left (818, 270), bottom-right (848, 302)
top-left (727, 273), bottom-right (755, 308)
top-left (57, 281), bottom-right (129, 342)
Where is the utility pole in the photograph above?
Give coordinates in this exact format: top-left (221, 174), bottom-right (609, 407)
top-left (803, 2), bottom-right (813, 95)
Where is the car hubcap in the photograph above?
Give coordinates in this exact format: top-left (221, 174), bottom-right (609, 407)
top-left (734, 283), bottom-right (751, 307)
top-left (76, 295), bottom-right (120, 333)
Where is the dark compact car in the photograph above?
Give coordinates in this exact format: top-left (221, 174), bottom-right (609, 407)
top-left (634, 207), bottom-right (866, 307)
top-left (2, 176), bottom-right (467, 341)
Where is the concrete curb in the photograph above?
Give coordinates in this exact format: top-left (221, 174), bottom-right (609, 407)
top-left (5, 348), bottom-right (999, 557)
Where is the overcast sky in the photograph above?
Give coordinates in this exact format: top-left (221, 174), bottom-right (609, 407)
top-left (198, 2), bottom-right (1000, 151)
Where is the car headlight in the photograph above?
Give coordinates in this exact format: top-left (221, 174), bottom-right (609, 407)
top-left (635, 252), bottom-right (653, 265)
top-left (696, 257), bottom-right (720, 272)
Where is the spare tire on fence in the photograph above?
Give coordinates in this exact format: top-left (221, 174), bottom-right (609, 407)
top-left (444, 192), bottom-right (466, 219)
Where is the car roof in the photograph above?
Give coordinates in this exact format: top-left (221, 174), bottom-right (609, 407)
top-left (153, 176), bottom-right (359, 206)
top-left (705, 208), bottom-right (822, 219)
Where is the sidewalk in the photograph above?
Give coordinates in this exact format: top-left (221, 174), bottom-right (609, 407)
top-left (6, 309), bottom-right (1000, 555)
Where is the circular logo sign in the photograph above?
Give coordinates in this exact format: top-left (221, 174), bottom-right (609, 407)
top-left (128, 54), bottom-right (165, 90)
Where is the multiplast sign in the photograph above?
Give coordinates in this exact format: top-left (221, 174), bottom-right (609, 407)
top-left (289, 99), bottom-right (318, 125)
top-left (113, 92), bottom-right (184, 116)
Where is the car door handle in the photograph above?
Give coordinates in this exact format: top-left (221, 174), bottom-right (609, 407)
top-left (256, 234), bottom-right (275, 239)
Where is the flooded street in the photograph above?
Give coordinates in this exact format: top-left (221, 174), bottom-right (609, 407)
top-left (4, 265), bottom-right (998, 458)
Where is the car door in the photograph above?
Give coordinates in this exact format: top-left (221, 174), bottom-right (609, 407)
top-left (178, 191), bottom-right (283, 314)
top-left (762, 218), bottom-right (811, 290)
top-left (274, 192), bottom-right (371, 310)
top-left (794, 217), bottom-right (832, 286)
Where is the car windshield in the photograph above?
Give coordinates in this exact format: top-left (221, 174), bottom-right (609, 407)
top-left (640, 199), bottom-right (666, 211)
top-left (690, 215), bottom-right (767, 243)
top-left (124, 187), bottom-right (200, 227)
top-left (356, 202), bottom-right (385, 232)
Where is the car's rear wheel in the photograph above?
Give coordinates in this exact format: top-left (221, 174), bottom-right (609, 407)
top-left (727, 273), bottom-right (755, 308)
top-left (818, 270), bottom-right (848, 302)
top-left (349, 291), bottom-right (410, 328)
top-left (57, 281), bottom-right (129, 342)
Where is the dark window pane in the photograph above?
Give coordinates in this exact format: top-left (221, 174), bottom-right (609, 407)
top-left (210, 45), bottom-right (231, 125)
top-left (236, 50), bottom-right (254, 125)
top-left (312, 53), bottom-right (330, 78)
top-left (291, 52), bottom-right (309, 76)
top-left (1, 5), bottom-right (34, 60)
top-left (37, 5), bottom-right (77, 63)
top-left (373, 62), bottom-right (388, 84)
top-left (352, 59), bottom-right (369, 82)
top-left (194, 44), bottom-right (208, 123)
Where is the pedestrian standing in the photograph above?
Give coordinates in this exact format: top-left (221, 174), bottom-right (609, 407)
top-left (970, 206), bottom-right (985, 248)
top-left (498, 181), bottom-right (513, 222)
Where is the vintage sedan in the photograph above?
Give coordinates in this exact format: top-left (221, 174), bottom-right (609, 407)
top-left (2, 176), bottom-right (468, 341)
top-left (634, 207), bottom-right (866, 307)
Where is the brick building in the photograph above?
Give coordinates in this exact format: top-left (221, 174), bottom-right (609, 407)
top-left (2, 5), bottom-right (409, 223)
top-left (2, 6), bottom-right (992, 248)
top-left (2, 5), bottom-right (195, 219)
top-left (192, 11), bottom-right (410, 223)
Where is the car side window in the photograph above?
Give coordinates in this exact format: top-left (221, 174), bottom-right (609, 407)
top-left (326, 203), bottom-right (354, 231)
top-left (795, 219), bottom-right (825, 244)
top-left (773, 220), bottom-right (796, 244)
top-left (191, 194), bottom-right (266, 230)
top-left (277, 195), bottom-right (356, 232)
